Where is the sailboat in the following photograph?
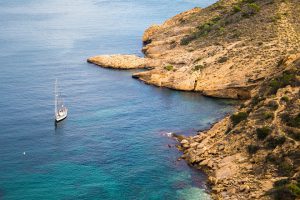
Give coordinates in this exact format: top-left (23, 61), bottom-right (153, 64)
top-left (54, 79), bottom-right (68, 122)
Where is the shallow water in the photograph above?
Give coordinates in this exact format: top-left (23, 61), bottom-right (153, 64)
top-left (0, 0), bottom-right (237, 199)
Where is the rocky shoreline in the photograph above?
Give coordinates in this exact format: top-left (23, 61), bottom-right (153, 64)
top-left (174, 54), bottom-right (300, 200)
top-left (88, 0), bottom-right (300, 199)
top-left (175, 116), bottom-right (269, 200)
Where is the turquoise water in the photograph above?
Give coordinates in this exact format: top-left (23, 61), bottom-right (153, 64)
top-left (0, 0), bottom-right (236, 199)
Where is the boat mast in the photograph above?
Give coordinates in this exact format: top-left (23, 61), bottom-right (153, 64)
top-left (55, 79), bottom-right (58, 115)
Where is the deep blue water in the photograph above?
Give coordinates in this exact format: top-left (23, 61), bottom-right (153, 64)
top-left (0, 0), bottom-right (236, 199)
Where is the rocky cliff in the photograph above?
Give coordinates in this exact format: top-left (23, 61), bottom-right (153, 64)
top-left (177, 54), bottom-right (300, 200)
top-left (88, 0), bottom-right (300, 99)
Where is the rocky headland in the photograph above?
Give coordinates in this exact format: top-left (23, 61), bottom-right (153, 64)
top-left (88, 0), bottom-right (300, 199)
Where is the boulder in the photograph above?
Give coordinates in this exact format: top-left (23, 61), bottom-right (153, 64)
top-left (218, 144), bottom-right (225, 151)
top-left (207, 160), bottom-right (214, 168)
top-left (239, 184), bottom-right (250, 193)
top-left (190, 142), bottom-right (198, 148)
top-left (180, 139), bottom-right (189, 145)
top-left (199, 159), bottom-right (210, 166)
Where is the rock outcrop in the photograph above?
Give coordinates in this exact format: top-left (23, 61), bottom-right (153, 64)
top-left (88, 55), bottom-right (150, 69)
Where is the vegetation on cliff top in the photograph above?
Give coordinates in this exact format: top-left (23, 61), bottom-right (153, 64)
top-left (181, 0), bottom-right (263, 45)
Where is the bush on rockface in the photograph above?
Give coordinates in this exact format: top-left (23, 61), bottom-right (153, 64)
top-left (263, 111), bottom-right (274, 120)
top-left (269, 72), bottom-right (297, 94)
top-left (242, 3), bottom-right (261, 17)
top-left (266, 136), bottom-right (286, 149)
top-left (233, 5), bottom-right (242, 13)
top-left (193, 65), bottom-right (205, 71)
top-left (180, 16), bottom-right (221, 45)
top-left (282, 113), bottom-right (300, 128)
top-left (287, 129), bottom-right (300, 141)
top-left (180, 35), bottom-right (196, 45)
top-left (287, 183), bottom-right (300, 197)
top-left (218, 56), bottom-right (228, 63)
top-left (272, 185), bottom-right (299, 200)
top-left (271, 168), bottom-right (300, 199)
top-left (274, 179), bottom-right (290, 187)
top-left (251, 95), bottom-right (266, 106)
top-left (278, 160), bottom-right (293, 176)
top-left (267, 100), bottom-right (279, 110)
top-left (272, 178), bottom-right (300, 200)
top-left (230, 112), bottom-right (248, 126)
top-left (164, 65), bottom-right (174, 71)
top-left (256, 126), bottom-right (272, 140)
top-left (247, 144), bottom-right (259, 154)
top-left (281, 96), bottom-right (289, 102)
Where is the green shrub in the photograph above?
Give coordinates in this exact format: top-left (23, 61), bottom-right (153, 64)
top-left (266, 136), bottom-right (286, 149)
top-left (272, 187), bottom-right (298, 200)
top-left (164, 65), bottom-right (173, 71)
top-left (242, 3), bottom-right (261, 17)
top-left (256, 126), bottom-right (272, 140)
top-left (281, 96), bottom-right (289, 102)
top-left (233, 5), bottom-right (242, 13)
top-left (242, 0), bottom-right (256, 3)
top-left (272, 179), bottom-right (300, 200)
top-left (193, 65), bottom-right (204, 71)
top-left (282, 113), bottom-right (300, 128)
top-left (247, 3), bottom-right (260, 12)
top-left (267, 100), bottom-right (279, 110)
top-left (219, 27), bottom-right (225, 33)
top-left (218, 56), bottom-right (228, 63)
top-left (213, 2), bottom-right (224, 10)
top-left (181, 35), bottom-right (197, 45)
top-left (269, 72), bottom-right (296, 94)
top-left (180, 17), bottom-right (221, 45)
top-left (251, 95), bottom-right (266, 106)
top-left (247, 144), bottom-right (259, 154)
top-left (287, 129), bottom-right (300, 141)
top-left (278, 161), bottom-right (293, 176)
top-left (266, 153), bottom-right (277, 162)
top-left (274, 179), bottom-right (290, 187)
top-left (231, 112), bottom-right (248, 126)
top-left (263, 111), bottom-right (274, 120)
top-left (287, 183), bottom-right (300, 197)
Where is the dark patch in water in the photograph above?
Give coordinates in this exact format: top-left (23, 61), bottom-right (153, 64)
top-left (0, 188), bottom-right (5, 199)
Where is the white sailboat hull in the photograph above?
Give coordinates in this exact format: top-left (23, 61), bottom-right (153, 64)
top-left (55, 108), bottom-right (68, 122)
